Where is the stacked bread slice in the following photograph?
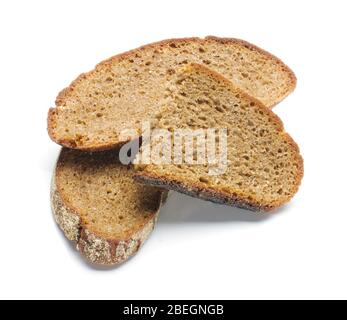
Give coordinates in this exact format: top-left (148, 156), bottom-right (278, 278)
top-left (134, 64), bottom-right (303, 211)
top-left (52, 148), bottom-right (166, 265)
top-left (48, 37), bottom-right (302, 266)
top-left (48, 37), bottom-right (296, 151)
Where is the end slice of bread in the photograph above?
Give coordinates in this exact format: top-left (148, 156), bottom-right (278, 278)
top-left (48, 37), bottom-right (296, 151)
top-left (51, 148), bottom-right (166, 266)
top-left (134, 64), bottom-right (303, 212)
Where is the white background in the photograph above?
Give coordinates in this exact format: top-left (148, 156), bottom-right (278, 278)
top-left (0, 0), bottom-right (346, 300)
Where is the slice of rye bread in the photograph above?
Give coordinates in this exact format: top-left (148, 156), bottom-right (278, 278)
top-left (51, 148), bottom-right (167, 266)
top-left (48, 37), bottom-right (296, 151)
top-left (134, 64), bottom-right (303, 212)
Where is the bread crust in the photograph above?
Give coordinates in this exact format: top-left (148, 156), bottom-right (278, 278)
top-left (48, 36), bottom-right (297, 151)
top-left (135, 173), bottom-right (271, 212)
top-left (51, 166), bottom-right (168, 266)
top-left (134, 63), bottom-right (303, 212)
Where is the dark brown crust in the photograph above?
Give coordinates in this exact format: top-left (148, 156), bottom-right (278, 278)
top-left (134, 173), bottom-right (272, 212)
top-left (48, 36), bottom-right (297, 151)
top-left (134, 63), bottom-right (304, 211)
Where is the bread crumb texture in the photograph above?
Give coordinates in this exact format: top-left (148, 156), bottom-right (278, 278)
top-left (51, 148), bottom-right (164, 265)
top-left (135, 64), bottom-right (303, 212)
top-left (48, 37), bottom-right (296, 151)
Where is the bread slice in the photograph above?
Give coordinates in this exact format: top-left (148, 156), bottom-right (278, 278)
top-left (48, 37), bottom-right (296, 151)
top-left (51, 148), bottom-right (166, 266)
top-left (134, 64), bottom-right (303, 212)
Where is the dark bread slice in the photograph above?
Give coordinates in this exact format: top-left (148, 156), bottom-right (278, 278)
top-left (134, 64), bottom-right (303, 212)
top-left (51, 148), bottom-right (166, 266)
top-left (48, 37), bottom-right (296, 151)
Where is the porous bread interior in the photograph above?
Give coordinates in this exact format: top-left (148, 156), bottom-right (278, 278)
top-left (55, 149), bottom-right (162, 239)
top-left (49, 37), bottom-right (295, 150)
top-left (137, 64), bottom-right (303, 209)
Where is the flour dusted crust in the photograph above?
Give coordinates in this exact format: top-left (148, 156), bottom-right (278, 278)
top-left (51, 170), bottom-right (167, 266)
